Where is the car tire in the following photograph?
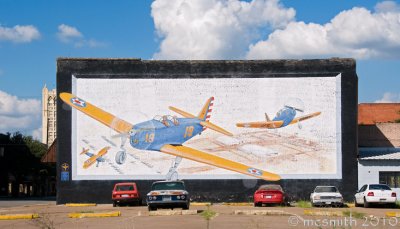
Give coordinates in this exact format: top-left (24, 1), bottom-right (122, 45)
top-left (113, 201), bottom-right (117, 207)
top-left (254, 202), bottom-right (261, 207)
top-left (363, 198), bottom-right (370, 208)
top-left (148, 205), bottom-right (157, 211)
top-left (354, 198), bottom-right (361, 207)
top-left (182, 203), bottom-right (189, 210)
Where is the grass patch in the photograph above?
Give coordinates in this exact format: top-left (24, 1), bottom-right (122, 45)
top-left (342, 210), bottom-right (365, 219)
top-left (200, 205), bottom-right (217, 229)
top-left (296, 200), bottom-right (312, 208)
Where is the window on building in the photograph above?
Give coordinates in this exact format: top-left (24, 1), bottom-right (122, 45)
top-left (379, 172), bottom-right (400, 188)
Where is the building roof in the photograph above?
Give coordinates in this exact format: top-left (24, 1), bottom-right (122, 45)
top-left (41, 139), bottom-right (56, 163)
top-left (358, 103), bottom-right (400, 125)
top-left (359, 147), bottom-right (400, 160)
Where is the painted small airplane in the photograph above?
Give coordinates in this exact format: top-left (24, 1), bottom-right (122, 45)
top-left (236, 106), bottom-right (321, 129)
top-left (80, 146), bottom-right (110, 169)
top-left (60, 92), bottom-right (280, 181)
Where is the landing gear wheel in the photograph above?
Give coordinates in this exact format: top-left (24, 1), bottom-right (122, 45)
top-left (115, 151), bottom-right (126, 165)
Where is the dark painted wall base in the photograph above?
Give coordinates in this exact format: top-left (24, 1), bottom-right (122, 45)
top-left (57, 58), bottom-right (358, 205)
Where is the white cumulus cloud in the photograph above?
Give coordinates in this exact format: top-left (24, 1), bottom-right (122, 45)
top-left (57, 24), bottom-right (105, 48)
top-left (57, 24), bottom-right (83, 43)
top-left (0, 90), bottom-right (41, 137)
top-left (151, 0), bottom-right (295, 59)
top-left (247, 1), bottom-right (400, 59)
top-left (375, 92), bottom-right (400, 103)
top-left (0, 24), bottom-right (40, 43)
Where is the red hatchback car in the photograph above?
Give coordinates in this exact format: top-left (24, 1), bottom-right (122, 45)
top-left (112, 182), bottom-right (141, 207)
top-left (254, 184), bottom-right (286, 207)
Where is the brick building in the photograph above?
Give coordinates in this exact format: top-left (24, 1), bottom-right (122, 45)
top-left (358, 103), bottom-right (400, 196)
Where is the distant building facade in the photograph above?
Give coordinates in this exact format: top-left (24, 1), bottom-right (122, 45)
top-left (42, 85), bottom-right (57, 147)
top-left (358, 103), bottom-right (400, 197)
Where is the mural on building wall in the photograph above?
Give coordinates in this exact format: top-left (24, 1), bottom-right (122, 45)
top-left (65, 76), bottom-right (342, 180)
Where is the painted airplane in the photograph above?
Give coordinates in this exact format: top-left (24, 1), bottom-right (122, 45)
top-left (80, 146), bottom-right (110, 169)
top-left (236, 106), bottom-right (321, 129)
top-left (60, 92), bottom-right (280, 181)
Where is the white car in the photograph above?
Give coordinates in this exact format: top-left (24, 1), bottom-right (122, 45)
top-left (355, 184), bottom-right (397, 208)
top-left (310, 186), bottom-right (343, 207)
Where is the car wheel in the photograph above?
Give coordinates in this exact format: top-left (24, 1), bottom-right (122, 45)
top-left (354, 198), bottom-right (361, 207)
top-left (148, 205), bottom-right (157, 211)
top-left (363, 198), bottom-right (370, 208)
top-left (113, 201), bottom-right (117, 207)
top-left (254, 202), bottom-right (261, 207)
top-left (182, 203), bottom-right (189, 210)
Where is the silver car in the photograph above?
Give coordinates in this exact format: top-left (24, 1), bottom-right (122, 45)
top-left (310, 186), bottom-right (343, 207)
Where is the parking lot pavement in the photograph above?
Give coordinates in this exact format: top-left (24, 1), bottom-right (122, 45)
top-left (0, 203), bottom-right (400, 229)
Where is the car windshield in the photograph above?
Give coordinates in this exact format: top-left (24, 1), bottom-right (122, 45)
top-left (314, 187), bottom-right (337, 192)
top-left (258, 185), bottom-right (282, 191)
top-left (116, 185), bottom-right (134, 191)
top-left (152, 182), bottom-right (185, 191)
top-left (369, 184), bottom-right (391, 190)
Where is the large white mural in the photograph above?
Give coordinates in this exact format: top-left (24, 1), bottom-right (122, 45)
top-left (67, 75), bottom-right (342, 180)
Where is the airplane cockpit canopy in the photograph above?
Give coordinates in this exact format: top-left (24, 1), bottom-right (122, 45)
top-left (153, 115), bottom-right (179, 126)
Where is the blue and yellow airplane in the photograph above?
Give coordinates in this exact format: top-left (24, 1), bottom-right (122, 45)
top-left (80, 146), bottom-right (110, 169)
top-left (60, 92), bottom-right (280, 181)
top-left (236, 106), bottom-right (321, 129)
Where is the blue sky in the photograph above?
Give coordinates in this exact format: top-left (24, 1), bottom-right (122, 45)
top-left (0, 0), bottom-right (399, 138)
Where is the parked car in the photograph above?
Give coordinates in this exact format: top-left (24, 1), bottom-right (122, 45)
top-left (112, 182), bottom-right (141, 207)
top-left (310, 186), bottom-right (343, 207)
top-left (146, 180), bottom-right (190, 211)
top-left (253, 184), bottom-right (287, 207)
top-left (355, 184), bottom-right (397, 208)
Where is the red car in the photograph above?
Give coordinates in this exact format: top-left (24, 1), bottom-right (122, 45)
top-left (112, 182), bottom-right (141, 207)
top-left (254, 184), bottom-right (286, 207)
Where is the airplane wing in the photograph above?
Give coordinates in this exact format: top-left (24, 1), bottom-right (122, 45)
top-left (289, 112), bottom-right (321, 125)
top-left (82, 147), bottom-right (110, 169)
top-left (168, 106), bottom-right (196, 118)
top-left (160, 144), bottom-right (280, 181)
top-left (236, 120), bottom-right (284, 129)
top-left (60, 92), bottom-right (133, 134)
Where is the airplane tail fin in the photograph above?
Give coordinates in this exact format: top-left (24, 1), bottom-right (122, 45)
top-left (197, 97), bottom-right (214, 121)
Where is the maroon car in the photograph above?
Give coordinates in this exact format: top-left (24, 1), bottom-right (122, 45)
top-left (254, 184), bottom-right (286, 207)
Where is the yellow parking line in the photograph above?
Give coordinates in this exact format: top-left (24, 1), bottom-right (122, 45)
top-left (304, 209), bottom-right (343, 216)
top-left (386, 212), bottom-right (400, 217)
top-left (68, 211), bottom-right (121, 218)
top-left (0, 214), bottom-right (40, 220)
top-left (65, 203), bottom-right (97, 207)
top-left (191, 202), bottom-right (211, 206)
top-left (222, 203), bottom-right (253, 206)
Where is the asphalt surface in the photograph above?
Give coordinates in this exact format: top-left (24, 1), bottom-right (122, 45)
top-left (0, 201), bottom-right (399, 229)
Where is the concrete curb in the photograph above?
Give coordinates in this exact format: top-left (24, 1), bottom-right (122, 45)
top-left (0, 214), bottom-right (40, 220)
top-left (234, 210), bottom-right (291, 216)
top-left (222, 203), bottom-right (253, 206)
top-left (65, 203), bottom-right (97, 207)
top-left (304, 210), bottom-right (343, 216)
top-left (149, 210), bottom-right (199, 216)
top-left (68, 211), bottom-right (121, 218)
top-left (386, 212), bottom-right (400, 217)
top-left (191, 202), bottom-right (211, 206)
